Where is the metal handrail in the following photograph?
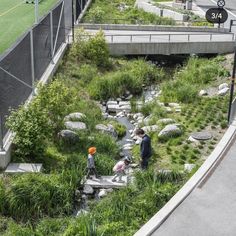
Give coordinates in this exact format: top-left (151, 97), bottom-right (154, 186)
top-left (106, 33), bottom-right (235, 43)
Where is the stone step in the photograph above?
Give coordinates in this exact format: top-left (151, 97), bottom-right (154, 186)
top-left (4, 163), bottom-right (43, 174)
top-left (82, 175), bottom-right (128, 188)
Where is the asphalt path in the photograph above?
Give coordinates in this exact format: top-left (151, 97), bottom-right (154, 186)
top-left (152, 136), bottom-right (236, 236)
top-left (86, 29), bottom-right (234, 43)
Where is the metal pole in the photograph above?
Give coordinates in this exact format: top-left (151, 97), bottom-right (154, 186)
top-left (35, 0), bottom-right (39, 24)
top-left (0, 116), bottom-right (4, 152)
top-left (72, 0), bottom-right (75, 42)
top-left (50, 11), bottom-right (54, 63)
top-left (228, 45), bottom-right (236, 123)
top-left (230, 19), bottom-right (233, 33)
top-left (52, 1), bottom-right (65, 56)
top-left (30, 30), bottom-right (35, 94)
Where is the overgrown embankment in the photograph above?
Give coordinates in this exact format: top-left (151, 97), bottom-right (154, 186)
top-left (83, 0), bottom-right (175, 25)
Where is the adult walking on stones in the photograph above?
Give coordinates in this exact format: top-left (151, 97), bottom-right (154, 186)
top-left (86, 147), bottom-right (100, 179)
top-left (136, 128), bottom-right (152, 170)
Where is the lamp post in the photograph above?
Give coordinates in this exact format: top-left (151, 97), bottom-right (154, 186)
top-left (35, 0), bottom-right (39, 24)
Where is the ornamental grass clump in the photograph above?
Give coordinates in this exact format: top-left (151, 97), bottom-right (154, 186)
top-left (6, 174), bottom-right (73, 222)
top-left (161, 57), bottom-right (229, 103)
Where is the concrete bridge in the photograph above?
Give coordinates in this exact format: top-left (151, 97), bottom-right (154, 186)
top-left (78, 24), bottom-right (235, 55)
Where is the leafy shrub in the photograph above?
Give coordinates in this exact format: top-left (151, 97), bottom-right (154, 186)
top-left (84, 6), bottom-right (105, 23)
top-left (6, 174), bottom-right (73, 222)
top-left (6, 79), bottom-right (79, 159)
top-left (72, 30), bottom-right (110, 68)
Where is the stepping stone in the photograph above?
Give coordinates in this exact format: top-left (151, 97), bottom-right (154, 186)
top-left (4, 163), bottom-right (42, 173)
top-left (83, 176), bottom-right (128, 188)
top-left (191, 131), bottom-right (212, 140)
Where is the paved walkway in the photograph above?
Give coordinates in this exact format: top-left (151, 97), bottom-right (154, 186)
top-left (86, 29), bottom-right (234, 43)
top-left (152, 136), bottom-right (236, 236)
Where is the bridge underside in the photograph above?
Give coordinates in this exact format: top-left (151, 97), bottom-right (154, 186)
top-left (108, 42), bottom-right (235, 55)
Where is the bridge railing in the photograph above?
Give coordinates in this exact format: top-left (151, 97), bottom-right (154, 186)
top-left (106, 33), bottom-right (235, 43)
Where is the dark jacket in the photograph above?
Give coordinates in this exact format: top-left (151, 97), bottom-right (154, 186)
top-left (140, 134), bottom-right (152, 159)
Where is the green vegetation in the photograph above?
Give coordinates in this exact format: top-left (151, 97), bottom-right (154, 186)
top-left (1, 32), bottom-right (231, 235)
top-left (161, 57), bottom-right (229, 103)
top-left (83, 0), bottom-right (175, 25)
top-left (0, 0), bottom-right (59, 54)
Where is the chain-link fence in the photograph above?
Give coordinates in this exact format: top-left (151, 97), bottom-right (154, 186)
top-left (0, 0), bottom-right (89, 150)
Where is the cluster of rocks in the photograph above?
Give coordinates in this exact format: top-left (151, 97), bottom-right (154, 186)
top-left (118, 2), bottom-right (129, 11)
top-left (58, 112), bottom-right (87, 143)
top-left (199, 83), bottom-right (229, 97)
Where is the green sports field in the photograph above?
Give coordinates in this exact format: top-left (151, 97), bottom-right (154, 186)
top-left (0, 0), bottom-right (59, 55)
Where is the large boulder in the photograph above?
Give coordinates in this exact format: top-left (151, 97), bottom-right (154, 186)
top-left (95, 124), bottom-right (118, 138)
top-left (83, 185), bottom-right (94, 195)
top-left (158, 124), bottom-right (182, 139)
top-left (199, 90), bottom-right (208, 96)
top-left (58, 130), bottom-right (79, 143)
top-left (218, 83), bottom-right (228, 91)
top-left (218, 87), bottom-right (229, 96)
top-left (64, 112), bottom-right (86, 121)
top-left (65, 121), bottom-right (87, 131)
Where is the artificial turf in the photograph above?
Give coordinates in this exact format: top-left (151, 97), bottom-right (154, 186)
top-left (0, 0), bottom-right (59, 55)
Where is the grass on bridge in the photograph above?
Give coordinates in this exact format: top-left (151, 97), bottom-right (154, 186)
top-left (0, 0), bottom-right (59, 56)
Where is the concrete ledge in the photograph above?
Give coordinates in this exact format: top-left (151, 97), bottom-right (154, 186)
top-left (136, 1), bottom-right (187, 22)
top-left (108, 41), bottom-right (235, 55)
top-left (4, 163), bottom-right (43, 173)
top-left (134, 122), bottom-right (236, 236)
top-left (78, 24), bottom-right (230, 33)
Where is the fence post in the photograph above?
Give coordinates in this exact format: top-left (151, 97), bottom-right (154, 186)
top-left (30, 30), bottom-right (35, 94)
top-left (0, 116), bottom-right (4, 152)
top-left (72, 0), bottom-right (75, 42)
top-left (230, 20), bottom-right (233, 33)
top-left (228, 44), bottom-right (236, 123)
top-left (50, 11), bottom-right (54, 63)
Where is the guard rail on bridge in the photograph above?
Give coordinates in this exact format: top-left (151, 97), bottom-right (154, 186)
top-left (71, 30), bottom-right (235, 55)
top-left (105, 33), bottom-right (235, 43)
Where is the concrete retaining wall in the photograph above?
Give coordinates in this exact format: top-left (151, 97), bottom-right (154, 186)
top-left (136, 1), bottom-right (188, 21)
top-left (108, 41), bottom-right (235, 55)
top-left (78, 23), bottom-right (230, 33)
